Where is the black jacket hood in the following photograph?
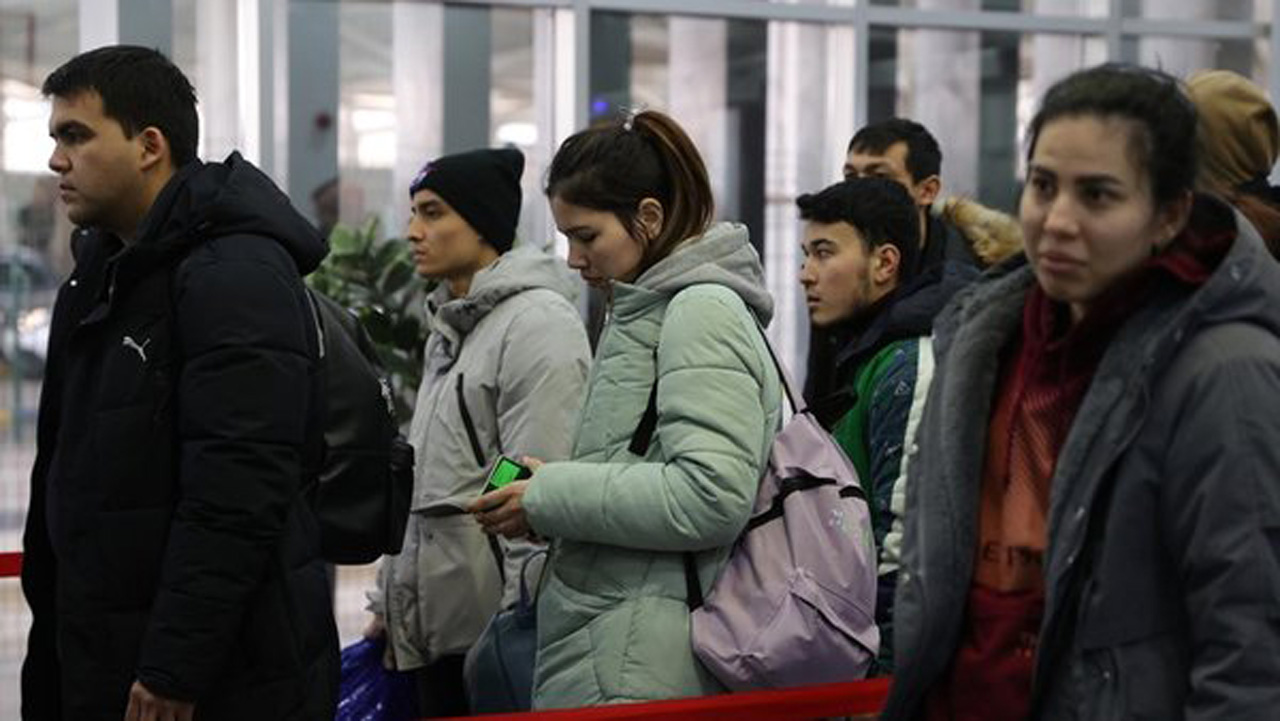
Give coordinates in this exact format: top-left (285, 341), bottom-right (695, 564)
top-left (837, 261), bottom-right (981, 369)
top-left (130, 151), bottom-right (327, 276)
top-left (804, 261), bottom-right (979, 406)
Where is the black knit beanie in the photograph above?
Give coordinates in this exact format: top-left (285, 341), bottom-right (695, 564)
top-left (409, 147), bottom-right (525, 253)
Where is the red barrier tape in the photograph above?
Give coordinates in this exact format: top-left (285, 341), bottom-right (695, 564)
top-left (442, 677), bottom-right (892, 720)
top-left (0, 552), bottom-right (21, 578)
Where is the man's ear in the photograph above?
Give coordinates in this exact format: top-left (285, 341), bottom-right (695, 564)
top-left (137, 127), bottom-right (171, 173)
top-left (635, 197), bottom-right (665, 242)
top-left (913, 174), bottom-right (942, 208)
top-left (872, 243), bottom-right (902, 287)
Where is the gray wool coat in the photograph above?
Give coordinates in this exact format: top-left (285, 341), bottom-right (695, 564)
top-left (884, 198), bottom-right (1280, 721)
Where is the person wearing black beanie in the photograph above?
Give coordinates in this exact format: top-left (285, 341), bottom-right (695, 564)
top-left (410, 146), bottom-right (525, 253)
top-left (367, 145), bottom-right (591, 718)
top-left (403, 147), bottom-right (525, 300)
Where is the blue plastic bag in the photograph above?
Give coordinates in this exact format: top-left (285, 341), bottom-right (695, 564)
top-left (336, 636), bottom-right (419, 721)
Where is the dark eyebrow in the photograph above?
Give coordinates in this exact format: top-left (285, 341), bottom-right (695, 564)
top-left (1027, 164), bottom-right (1124, 192)
top-left (50, 120), bottom-right (91, 139)
top-left (801, 237), bottom-right (838, 253)
top-left (1026, 164), bottom-right (1056, 178)
top-left (1075, 173), bottom-right (1124, 187)
top-left (560, 225), bottom-right (593, 236)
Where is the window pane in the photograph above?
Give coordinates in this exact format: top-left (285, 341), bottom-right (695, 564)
top-left (172, 0), bottom-right (270, 167)
top-left (765, 20), bottom-right (856, 376)
top-left (490, 7), bottom-right (556, 249)
top-left (1126, 35), bottom-right (1268, 90)
top-left (1121, 0), bottom-right (1271, 23)
top-left (331, 3), bottom-right (555, 252)
top-left (870, 0), bottom-right (1109, 18)
top-left (870, 27), bottom-right (1106, 211)
top-left (0, 0), bottom-right (76, 277)
top-left (0, 7), bottom-right (76, 711)
top-left (338, 1), bottom-right (394, 236)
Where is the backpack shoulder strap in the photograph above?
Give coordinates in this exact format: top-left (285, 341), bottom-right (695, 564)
top-left (751, 322), bottom-right (804, 415)
top-left (623, 286), bottom-right (803, 612)
top-left (628, 369), bottom-right (660, 456)
top-left (684, 550), bottom-right (704, 610)
top-left (628, 292), bottom-right (804, 455)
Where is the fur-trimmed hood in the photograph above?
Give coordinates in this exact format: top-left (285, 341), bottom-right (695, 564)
top-left (931, 196), bottom-right (1024, 266)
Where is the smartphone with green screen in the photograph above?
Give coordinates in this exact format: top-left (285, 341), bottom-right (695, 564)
top-left (483, 456), bottom-right (533, 495)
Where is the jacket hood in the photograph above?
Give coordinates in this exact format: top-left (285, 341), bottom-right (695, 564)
top-left (1153, 196), bottom-right (1280, 345)
top-left (427, 244), bottom-right (581, 339)
top-left (804, 259), bottom-right (978, 407)
top-left (836, 261), bottom-right (980, 372)
top-left (620, 222), bottom-right (774, 326)
top-left (932, 196), bottom-right (1024, 267)
top-left (134, 152), bottom-right (328, 275)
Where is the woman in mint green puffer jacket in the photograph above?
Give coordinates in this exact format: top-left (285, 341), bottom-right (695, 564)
top-left (471, 110), bottom-right (783, 709)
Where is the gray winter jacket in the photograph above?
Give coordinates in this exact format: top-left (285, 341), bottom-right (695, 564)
top-left (884, 198), bottom-right (1280, 720)
top-left (372, 245), bottom-right (592, 670)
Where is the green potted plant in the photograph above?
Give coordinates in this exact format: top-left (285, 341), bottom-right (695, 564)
top-left (308, 217), bottom-right (430, 422)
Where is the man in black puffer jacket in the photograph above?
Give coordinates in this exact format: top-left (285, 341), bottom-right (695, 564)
top-left (21, 45), bottom-right (338, 720)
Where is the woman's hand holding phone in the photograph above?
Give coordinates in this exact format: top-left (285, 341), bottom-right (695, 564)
top-left (470, 456), bottom-right (544, 539)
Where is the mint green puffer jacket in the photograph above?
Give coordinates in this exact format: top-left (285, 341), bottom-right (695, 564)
top-left (522, 222), bottom-right (784, 709)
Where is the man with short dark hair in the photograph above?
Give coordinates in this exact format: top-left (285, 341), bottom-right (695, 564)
top-left (22, 45), bottom-right (337, 720)
top-left (799, 177), bottom-right (976, 673)
top-left (845, 118), bottom-right (1021, 274)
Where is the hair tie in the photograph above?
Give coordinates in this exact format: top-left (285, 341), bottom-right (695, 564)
top-left (621, 105), bottom-right (647, 132)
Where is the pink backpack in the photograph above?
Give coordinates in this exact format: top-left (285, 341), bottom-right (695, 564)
top-left (632, 327), bottom-right (880, 690)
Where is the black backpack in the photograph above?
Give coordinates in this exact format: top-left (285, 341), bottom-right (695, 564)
top-left (304, 289), bottom-right (415, 564)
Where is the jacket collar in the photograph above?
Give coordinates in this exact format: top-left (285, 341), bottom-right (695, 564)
top-left (833, 261), bottom-right (981, 374)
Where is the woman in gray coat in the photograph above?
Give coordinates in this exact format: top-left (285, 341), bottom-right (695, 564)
top-left (885, 64), bottom-right (1280, 720)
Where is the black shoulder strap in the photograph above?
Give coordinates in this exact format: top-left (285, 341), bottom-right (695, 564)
top-left (620, 349), bottom-right (700, 608)
top-left (684, 551), bottom-right (704, 610)
top-left (627, 310), bottom-right (802, 612)
top-left (628, 380), bottom-right (660, 456)
top-left (627, 368), bottom-right (700, 611)
top-left (626, 314), bottom-right (801, 455)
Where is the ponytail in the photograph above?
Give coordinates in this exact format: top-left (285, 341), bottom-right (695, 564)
top-left (547, 109), bottom-right (714, 274)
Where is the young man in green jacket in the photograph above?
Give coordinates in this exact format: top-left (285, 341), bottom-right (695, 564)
top-left (799, 177), bottom-right (977, 672)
